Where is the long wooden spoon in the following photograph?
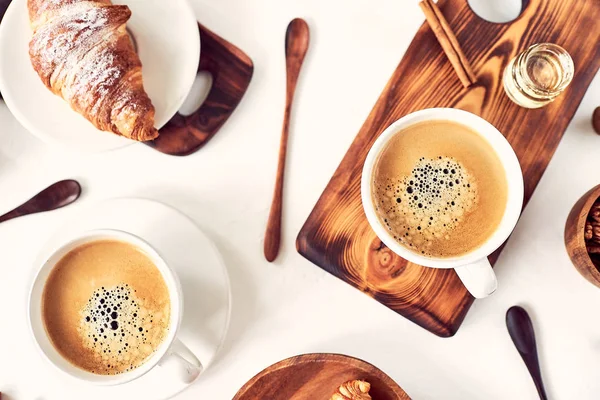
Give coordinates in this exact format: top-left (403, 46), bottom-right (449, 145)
top-left (506, 306), bottom-right (549, 400)
top-left (264, 18), bottom-right (310, 262)
top-left (0, 179), bottom-right (82, 224)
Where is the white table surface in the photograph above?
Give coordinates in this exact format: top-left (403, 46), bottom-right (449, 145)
top-left (1, 0), bottom-right (599, 399)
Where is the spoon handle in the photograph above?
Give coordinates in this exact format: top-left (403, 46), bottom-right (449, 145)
top-left (0, 180), bottom-right (82, 224)
top-left (264, 19), bottom-right (309, 262)
top-left (0, 209), bottom-right (19, 223)
top-left (264, 71), bottom-right (299, 261)
top-left (519, 340), bottom-right (548, 400)
top-left (506, 306), bottom-right (549, 400)
top-left (263, 113), bottom-right (289, 262)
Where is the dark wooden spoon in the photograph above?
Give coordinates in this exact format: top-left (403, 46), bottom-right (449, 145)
top-left (0, 179), bottom-right (82, 223)
top-left (506, 306), bottom-right (548, 400)
top-left (264, 18), bottom-right (310, 262)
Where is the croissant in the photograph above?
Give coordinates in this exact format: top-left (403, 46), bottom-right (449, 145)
top-left (28, 0), bottom-right (158, 141)
top-left (330, 380), bottom-right (372, 400)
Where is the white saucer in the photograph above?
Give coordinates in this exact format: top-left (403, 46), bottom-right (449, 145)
top-left (0, 0), bottom-right (200, 153)
top-left (29, 198), bottom-right (231, 399)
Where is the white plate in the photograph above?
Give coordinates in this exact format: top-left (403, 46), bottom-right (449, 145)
top-left (29, 198), bottom-right (231, 399)
top-left (0, 0), bottom-right (200, 153)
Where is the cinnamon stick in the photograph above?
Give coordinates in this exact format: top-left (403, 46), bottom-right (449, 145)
top-left (419, 0), bottom-right (476, 87)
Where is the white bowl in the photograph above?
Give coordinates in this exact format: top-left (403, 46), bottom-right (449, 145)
top-left (0, 0), bottom-right (200, 152)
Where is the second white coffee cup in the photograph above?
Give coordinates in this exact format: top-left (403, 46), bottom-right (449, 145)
top-left (361, 108), bottom-right (524, 298)
top-left (28, 229), bottom-right (202, 386)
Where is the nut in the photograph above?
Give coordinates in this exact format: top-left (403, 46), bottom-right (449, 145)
top-left (585, 197), bottom-right (600, 255)
top-left (593, 107), bottom-right (600, 135)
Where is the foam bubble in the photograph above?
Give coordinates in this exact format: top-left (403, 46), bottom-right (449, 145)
top-left (374, 156), bottom-right (478, 256)
top-left (77, 284), bottom-right (169, 375)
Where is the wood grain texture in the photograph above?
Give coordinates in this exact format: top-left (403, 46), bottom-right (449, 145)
top-left (565, 184), bottom-right (600, 288)
top-left (264, 19), bottom-right (310, 262)
top-left (145, 23), bottom-right (253, 156)
top-left (297, 0), bottom-right (600, 337)
top-left (0, 179), bottom-right (81, 223)
top-left (233, 353), bottom-right (410, 400)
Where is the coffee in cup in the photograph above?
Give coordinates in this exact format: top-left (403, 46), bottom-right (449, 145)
top-left (41, 239), bottom-right (171, 375)
top-left (371, 120), bottom-right (508, 258)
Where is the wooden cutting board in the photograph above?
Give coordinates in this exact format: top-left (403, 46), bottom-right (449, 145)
top-left (233, 353), bottom-right (411, 400)
top-left (297, 0), bottom-right (600, 337)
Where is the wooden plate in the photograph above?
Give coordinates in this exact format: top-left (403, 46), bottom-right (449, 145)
top-left (233, 353), bottom-right (411, 400)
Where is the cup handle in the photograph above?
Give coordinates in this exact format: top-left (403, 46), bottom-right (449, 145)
top-left (158, 338), bottom-right (203, 384)
top-left (454, 258), bottom-right (498, 299)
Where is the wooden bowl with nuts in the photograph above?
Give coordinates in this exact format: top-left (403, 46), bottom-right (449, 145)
top-left (565, 184), bottom-right (600, 287)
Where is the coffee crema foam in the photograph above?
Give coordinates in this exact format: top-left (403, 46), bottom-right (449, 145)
top-left (78, 284), bottom-right (169, 375)
top-left (375, 156), bottom-right (478, 256)
top-left (371, 120), bottom-right (508, 258)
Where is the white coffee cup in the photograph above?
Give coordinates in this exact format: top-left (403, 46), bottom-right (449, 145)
top-left (361, 108), bottom-right (524, 298)
top-left (28, 229), bottom-right (203, 385)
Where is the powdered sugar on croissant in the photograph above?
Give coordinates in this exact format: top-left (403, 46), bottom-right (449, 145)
top-left (28, 0), bottom-right (159, 141)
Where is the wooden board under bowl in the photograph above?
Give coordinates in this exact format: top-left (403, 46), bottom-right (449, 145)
top-left (297, 0), bottom-right (600, 337)
top-left (233, 353), bottom-right (411, 400)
